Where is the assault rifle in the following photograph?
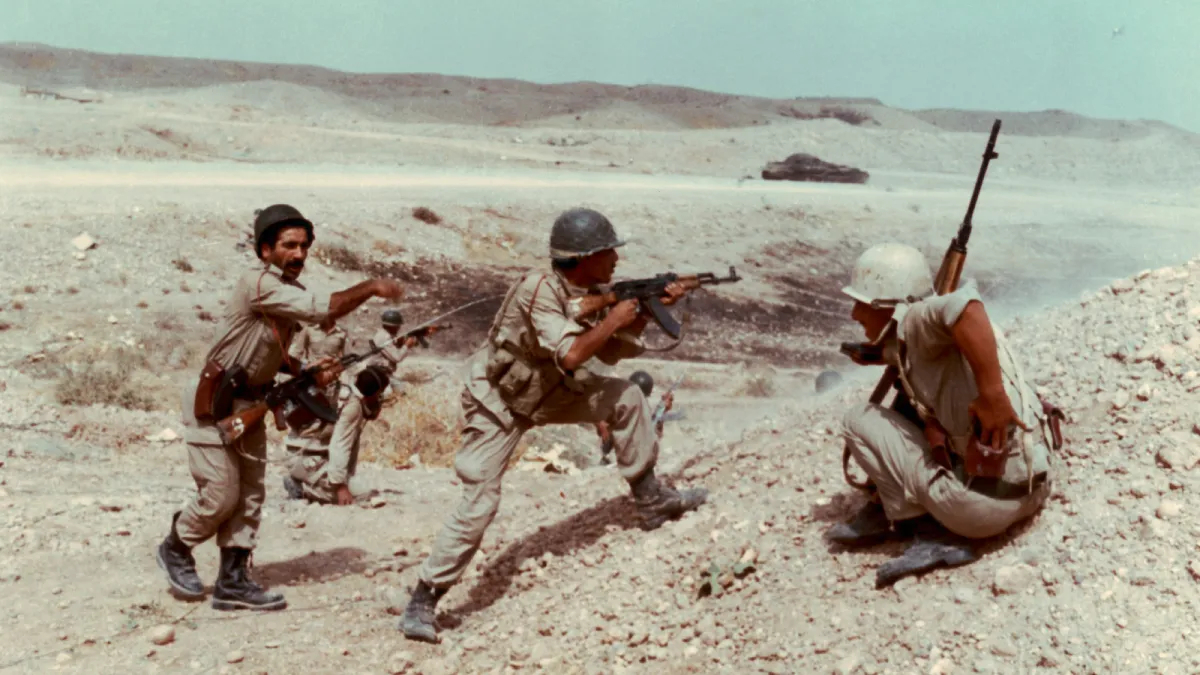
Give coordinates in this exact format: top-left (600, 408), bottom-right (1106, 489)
top-left (651, 373), bottom-right (686, 427)
top-left (573, 267), bottom-right (742, 339)
top-left (215, 320), bottom-right (452, 445)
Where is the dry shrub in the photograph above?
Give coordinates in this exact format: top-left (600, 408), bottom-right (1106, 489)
top-left (412, 207), bottom-right (442, 225)
top-left (733, 364), bottom-right (778, 398)
top-left (779, 105), bottom-right (873, 126)
top-left (360, 374), bottom-right (463, 469)
top-left (172, 258), bottom-right (195, 273)
top-left (313, 243), bottom-right (368, 272)
top-left (54, 347), bottom-right (156, 411)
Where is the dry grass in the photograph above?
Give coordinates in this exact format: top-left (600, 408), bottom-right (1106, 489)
top-left (733, 364), bottom-right (778, 398)
top-left (54, 347), bottom-right (156, 411)
top-left (172, 257), bottom-right (195, 273)
top-left (360, 374), bottom-right (464, 469)
top-left (313, 243), bottom-right (369, 272)
top-left (779, 105), bottom-right (874, 126)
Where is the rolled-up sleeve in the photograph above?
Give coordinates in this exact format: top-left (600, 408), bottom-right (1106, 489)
top-left (903, 285), bottom-right (983, 357)
top-left (527, 282), bottom-right (586, 372)
top-left (593, 331), bottom-right (645, 364)
top-left (250, 273), bottom-right (333, 325)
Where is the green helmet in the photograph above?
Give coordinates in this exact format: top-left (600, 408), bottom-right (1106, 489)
top-left (381, 309), bottom-right (404, 327)
top-left (629, 370), bottom-right (654, 397)
top-left (815, 370), bottom-right (843, 394)
top-left (549, 208), bottom-right (625, 259)
top-left (253, 204), bottom-right (313, 259)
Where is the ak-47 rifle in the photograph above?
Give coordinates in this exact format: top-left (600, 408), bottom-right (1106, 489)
top-left (572, 267), bottom-right (742, 340)
top-left (651, 373), bottom-right (686, 427)
top-left (214, 296), bottom-right (500, 446)
top-left (838, 119), bottom-right (1002, 485)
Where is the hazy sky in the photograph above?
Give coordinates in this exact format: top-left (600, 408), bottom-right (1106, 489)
top-left (3, 0), bottom-right (1198, 131)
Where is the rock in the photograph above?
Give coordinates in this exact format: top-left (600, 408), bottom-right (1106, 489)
top-left (1111, 391), bottom-right (1130, 410)
top-left (834, 653), bottom-right (863, 674)
top-left (148, 625), bottom-right (175, 645)
top-left (929, 657), bottom-right (955, 675)
top-left (389, 650), bottom-right (414, 674)
top-left (71, 233), bottom-right (97, 251)
top-left (1157, 500), bottom-right (1183, 520)
top-left (226, 650), bottom-right (244, 664)
top-left (992, 564), bottom-right (1036, 595)
top-left (146, 428), bottom-right (179, 443)
top-left (761, 153), bottom-right (869, 184)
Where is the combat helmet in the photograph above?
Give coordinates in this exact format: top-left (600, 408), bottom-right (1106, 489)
top-left (841, 243), bottom-right (933, 307)
top-left (381, 309), bottom-right (404, 328)
top-left (253, 204), bottom-right (314, 259)
top-left (629, 370), bottom-right (654, 397)
top-left (549, 208), bottom-right (626, 259)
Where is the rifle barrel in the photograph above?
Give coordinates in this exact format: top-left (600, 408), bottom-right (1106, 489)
top-left (957, 118), bottom-right (1002, 249)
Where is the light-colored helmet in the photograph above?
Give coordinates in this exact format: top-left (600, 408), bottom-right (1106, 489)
top-left (842, 243), bottom-right (933, 307)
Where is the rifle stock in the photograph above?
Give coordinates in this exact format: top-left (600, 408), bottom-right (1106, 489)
top-left (216, 402), bottom-right (272, 445)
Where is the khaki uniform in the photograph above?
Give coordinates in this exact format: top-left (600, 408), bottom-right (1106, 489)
top-left (419, 269), bottom-right (659, 589)
top-left (367, 328), bottom-right (411, 390)
top-left (177, 263), bottom-right (331, 549)
top-left (843, 285), bottom-right (1053, 539)
top-left (285, 382), bottom-right (372, 504)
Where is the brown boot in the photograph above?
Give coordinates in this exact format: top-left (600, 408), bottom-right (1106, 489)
top-left (629, 469), bottom-right (708, 531)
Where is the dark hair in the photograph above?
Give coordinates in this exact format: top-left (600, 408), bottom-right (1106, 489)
top-left (355, 366), bottom-right (389, 398)
top-left (551, 257), bottom-right (580, 271)
top-left (257, 221), bottom-right (314, 259)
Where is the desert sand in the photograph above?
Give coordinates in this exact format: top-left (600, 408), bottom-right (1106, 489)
top-left (2, 43), bottom-right (1200, 674)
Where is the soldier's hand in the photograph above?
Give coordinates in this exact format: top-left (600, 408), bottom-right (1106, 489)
top-left (335, 485), bottom-right (354, 506)
top-left (659, 281), bottom-right (687, 307)
top-left (968, 385), bottom-right (1030, 450)
top-left (607, 299), bottom-right (641, 329)
top-left (312, 356), bottom-right (343, 387)
top-left (403, 336), bottom-right (420, 348)
top-left (373, 279), bottom-right (405, 301)
top-left (662, 391), bottom-right (674, 411)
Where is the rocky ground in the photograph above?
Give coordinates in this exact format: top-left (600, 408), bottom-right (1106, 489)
top-left (3, 44), bottom-right (1200, 674)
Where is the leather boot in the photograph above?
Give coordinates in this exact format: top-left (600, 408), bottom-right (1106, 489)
top-left (155, 511), bottom-right (205, 599)
top-left (875, 521), bottom-right (977, 589)
top-left (629, 469), bottom-right (708, 531)
top-left (212, 548), bottom-right (287, 611)
top-left (826, 500), bottom-right (893, 546)
top-left (400, 580), bottom-right (447, 643)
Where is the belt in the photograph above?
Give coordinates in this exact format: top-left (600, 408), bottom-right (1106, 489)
top-left (962, 472), bottom-right (1048, 500)
top-left (236, 382), bottom-right (273, 401)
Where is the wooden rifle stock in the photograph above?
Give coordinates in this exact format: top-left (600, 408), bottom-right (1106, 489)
top-left (216, 402), bottom-right (272, 446)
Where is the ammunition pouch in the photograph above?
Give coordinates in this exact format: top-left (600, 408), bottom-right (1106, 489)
top-left (194, 361), bottom-right (248, 422)
top-left (486, 342), bottom-right (563, 419)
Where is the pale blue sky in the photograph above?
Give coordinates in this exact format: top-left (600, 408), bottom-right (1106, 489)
top-left (3, 0), bottom-right (1197, 131)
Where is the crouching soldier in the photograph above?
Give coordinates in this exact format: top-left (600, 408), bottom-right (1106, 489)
top-left (283, 365), bottom-right (391, 505)
top-left (156, 204), bottom-right (404, 610)
top-left (400, 208), bottom-right (709, 643)
top-left (828, 242), bottom-right (1059, 588)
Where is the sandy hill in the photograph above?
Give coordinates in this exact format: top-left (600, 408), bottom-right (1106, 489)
top-left (2, 42), bottom-right (1191, 140)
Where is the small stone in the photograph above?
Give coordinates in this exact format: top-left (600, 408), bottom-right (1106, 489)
top-left (71, 233), bottom-right (97, 251)
top-left (148, 625), bottom-right (175, 646)
top-left (1111, 391), bottom-right (1130, 410)
top-left (389, 650), bottom-right (414, 674)
top-left (929, 657), bottom-right (955, 675)
top-left (1157, 500), bottom-right (1183, 520)
top-left (992, 564), bottom-right (1036, 595)
top-left (226, 650), bottom-right (244, 664)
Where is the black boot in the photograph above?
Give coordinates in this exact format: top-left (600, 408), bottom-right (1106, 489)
top-left (826, 500), bottom-right (894, 547)
top-left (629, 469), bottom-right (708, 531)
top-left (875, 522), bottom-right (977, 589)
top-left (155, 512), bottom-right (205, 599)
top-left (400, 580), bottom-right (447, 643)
top-left (212, 548), bottom-right (287, 611)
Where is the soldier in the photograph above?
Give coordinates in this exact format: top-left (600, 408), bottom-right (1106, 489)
top-left (596, 370), bottom-right (672, 464)
top-left (400, 208), bottom-right (708, 643)
top-left (289, 319), bottom-right (348, 393)
top-left (367, 309), bottom-right (420, 391)
top-left (828, 243), bottom-right (1055, 588)
top-left (156, 204), bottom-right (404, 611)
top-left (283, 365), bottom-right (391, 505)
